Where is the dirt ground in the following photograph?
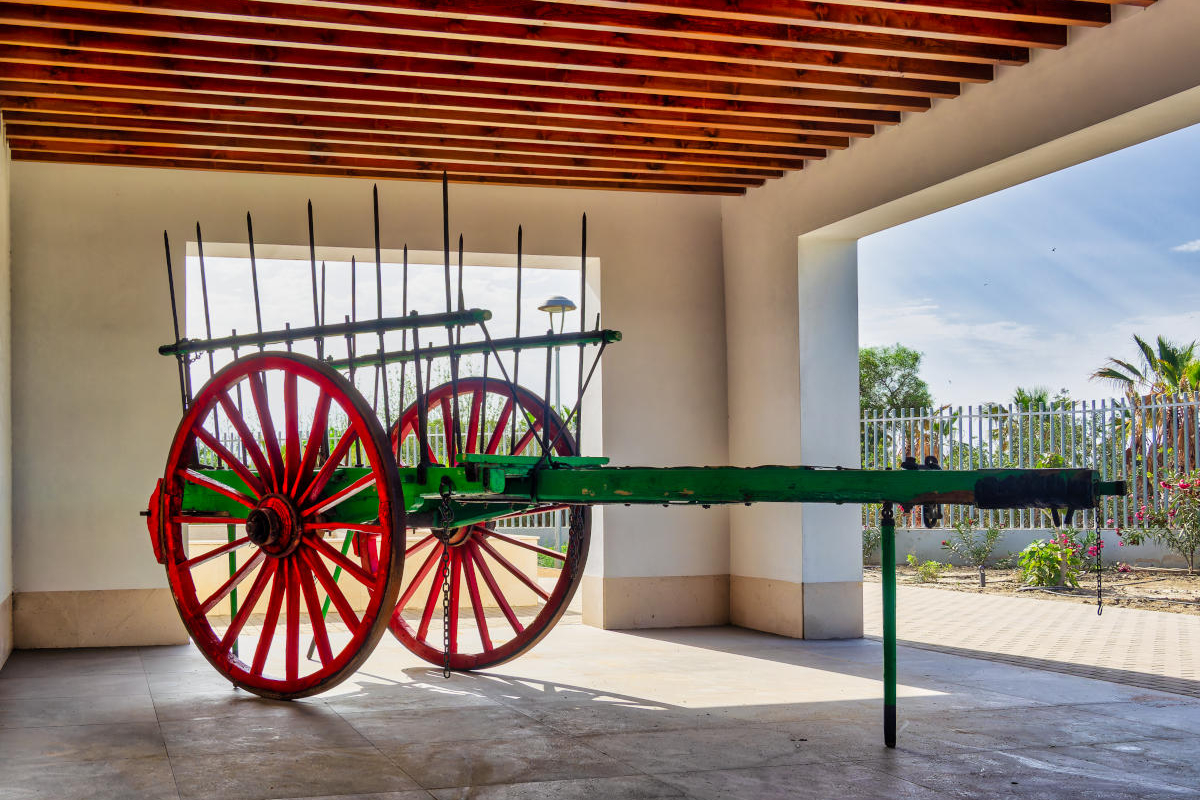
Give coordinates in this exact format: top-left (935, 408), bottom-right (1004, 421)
top-left (863, 564), bottom-right (1200, 616)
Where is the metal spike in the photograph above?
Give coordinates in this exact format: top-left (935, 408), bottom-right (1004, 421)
top-left (162, 231), bottom-right (189, 413)
top-left (247, 213), bottom-right (264, 350)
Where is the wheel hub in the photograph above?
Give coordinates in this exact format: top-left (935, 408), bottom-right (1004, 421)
top-left (246, 494), bottom-right (303, 557)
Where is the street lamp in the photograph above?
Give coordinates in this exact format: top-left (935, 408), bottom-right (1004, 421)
top-left (538, 295), bottom-right (577, 416)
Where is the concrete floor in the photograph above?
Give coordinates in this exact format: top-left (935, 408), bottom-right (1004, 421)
top-left (2, 616), bottom-right (1200, 800)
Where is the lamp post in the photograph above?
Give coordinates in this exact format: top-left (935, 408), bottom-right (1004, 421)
top-left (538, 295), bottom-right (576, 553)
top-left (538, 295), bottom-right (577, 418)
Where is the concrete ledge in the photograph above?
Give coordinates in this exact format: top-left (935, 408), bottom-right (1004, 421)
top-left (14, 588), bottom-right (188, 648)
top-left (582, 574), bottom-right (729, 629)
top-left (0, 593), bottom-right (11, 668)
top-left (802, 580), bottom-right (863, 640)
top-left (731, 576), bottom-right (863, 639)
top-left (730, 575), bottom-right (803, 638)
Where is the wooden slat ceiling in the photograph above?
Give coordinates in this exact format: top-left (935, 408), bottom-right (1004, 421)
top-left (0, 0), bottom-right (1157, 194)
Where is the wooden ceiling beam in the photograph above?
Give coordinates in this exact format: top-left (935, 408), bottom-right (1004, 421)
top-left (6, 137), bottom-right (767, 188)
top-left (0, 104), bottom-right (848, 158)
top-left (0, 44), bottom-right (939, 111)
top-left (0, 83), bottom-right (879, 142)
top-left (530, 0), bottom-right (1069, 45)
top-left (0, 3), bottom-right (996, 82)
top-left (9, 150), bottom-right (753, 194)
top-left (0, 62), bottom-right (912, 123)
top-left (783, 0), bottom-right (1110, 26)
top-left (5, 124), bottom-right (792, 178)
top-left (14, 0), bottom-right (1030, 64)
top-left (3, 116), bottom-right (825, 171)
top-left (0, 25), bottom-right (962, 99)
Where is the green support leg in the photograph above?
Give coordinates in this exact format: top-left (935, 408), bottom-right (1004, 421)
top-left (881, 502), bottom-right (897, 748)
top-left (227, 524), bottom-right (239, 658)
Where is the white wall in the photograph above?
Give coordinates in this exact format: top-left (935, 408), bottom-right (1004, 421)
top-left (0, 114), bottom-right (12, 663)
top-left (722, 0), bottom-right (1200, 633)
top-left (8, 165), bottom-right (728, 607)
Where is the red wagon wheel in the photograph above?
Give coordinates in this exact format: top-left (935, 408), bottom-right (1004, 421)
top-left (389, 377), bottom-right (590, 670)
top-left (153, 352), bottom-right (404, 699)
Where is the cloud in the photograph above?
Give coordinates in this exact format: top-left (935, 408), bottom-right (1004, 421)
top-left (1171, 239), bottom-right (1200, 253)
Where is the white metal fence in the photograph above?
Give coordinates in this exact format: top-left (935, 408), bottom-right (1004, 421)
top-left (861, 392), bottom-right (1200, 530)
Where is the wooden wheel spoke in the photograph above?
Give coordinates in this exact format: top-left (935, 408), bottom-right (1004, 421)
top-left (251, 563), bottom-right (287, 676)
top-left (283, 371), bottom-right (300, 492)
top-left (248, 371), bottom-right (286, 491)
top-left (485, 399), bottom-right (514, 455)
top-left (461, 550), bottom-right (493, 651)
top-left (194, 425), bottom-right (265, 498)
top-left (217, 390), bottom-right (274, 486)
top-left (302, 472), bottom-right (377, 517)
top-left (297, 556), bottom-right (334, 666)
top-left (406, 533), bottom-right (435, 557)
top-left (396, 542), bottom-right (443, 610)
top-left (465, 390), bottom-right (484, 454)
top-left (483, 530), bottom-right (567, 561)
top-left (220, 559), bottom-right (277, 654)
top-left (416, 550), bottom-right (446, 641)
top-left (285, 556), bottom-right (301, 682)
top-left (476, 537), bottom-right (550, 602)
top-left (301, 547), bottom-right (360, 630)
top-left (468, 542), bottom-right (524, 634)
top-left (182, 469), bottom-right (256, 509)
top-left (184, 535), bottom-right (251, 570)
top-left (300, 426), bottom-right (360, 506)
top-left (199, 549), bottom-right (265, 615)
top-left (306, 532), bottom-right (375, 586)
top-left (293, 389), bottom-right (332, 497)
top-left (512, 418), bottom-right (543, 456)
top-left (447, 549), bottom-right (462, 654)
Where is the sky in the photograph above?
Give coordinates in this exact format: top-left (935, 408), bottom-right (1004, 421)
top-left (859, 122), bottom-right (1200, 409)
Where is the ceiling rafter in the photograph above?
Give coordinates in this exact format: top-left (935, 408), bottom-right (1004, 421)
top-left (0, 0), bottom-right (1158, 193)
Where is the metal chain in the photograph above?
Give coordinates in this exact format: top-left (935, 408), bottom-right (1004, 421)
top-left (1096, 534), bottom-right (1104, 616)
top-left (566, 507), bottom-right (584, 580)
top-left (438, 484), bottom-right (455, 679)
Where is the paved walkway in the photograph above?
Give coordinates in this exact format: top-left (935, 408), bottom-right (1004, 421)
top-left (865, 583), bottom-right (1200, 697)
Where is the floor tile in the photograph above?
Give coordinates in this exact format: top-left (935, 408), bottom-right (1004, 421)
top-left (383, 735), bottom-right (636, 789)
top-left (0, 755), bottom-right (179, 800)
top-left (0, 693), bottom-right (158, 729)
top-left (430, 774), bottom-right (688, 800)
top-left (0, 721), bottom-right (165, 765)
top-left (168, 745), bottom-right (420, 800)
top-left (161, 706), bottom-right (371, 756)
top-left (344, 705), bottom-right (555, 748)
top-left (658, 761), bottom-right (940, 800)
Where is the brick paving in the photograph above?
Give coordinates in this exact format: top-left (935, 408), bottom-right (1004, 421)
top-left (864, 583), bottom-right (1200, 697)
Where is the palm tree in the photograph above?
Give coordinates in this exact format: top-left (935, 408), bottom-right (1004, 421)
top-left (1091, 334), bottom-right (1200, 499)
top-left (1091, 335), bottom-right (1200, 395)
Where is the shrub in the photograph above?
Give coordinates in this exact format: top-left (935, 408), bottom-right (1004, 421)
top-left (1124, 471), bottom-right (1200, 574)
top-left (1018, 532), bottom-right (1082, 588)
top-left (906, 553), bottom-right (944, 583)
top-left (862, 527), bottom-right (881, 565)
top-left (939, 518), bottom-right (1003, 586)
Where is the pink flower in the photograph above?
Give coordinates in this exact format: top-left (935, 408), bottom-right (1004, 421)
top-left (1169, 510), bottom-right (1177, 518)
top-left (1180, 482), bottom-right (1192, 489)
top-left (1106, 518), bottom-right (1114, 526)
top-left (941, 540), bottom-right (948, 546)
top-left (1160, 481), bottom-right (1171, 488)
top-left (1118, 540), bottom-right (1125, 546)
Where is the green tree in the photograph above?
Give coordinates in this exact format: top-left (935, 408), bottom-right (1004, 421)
top-left (859, 344), bottom-right (933, 412)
